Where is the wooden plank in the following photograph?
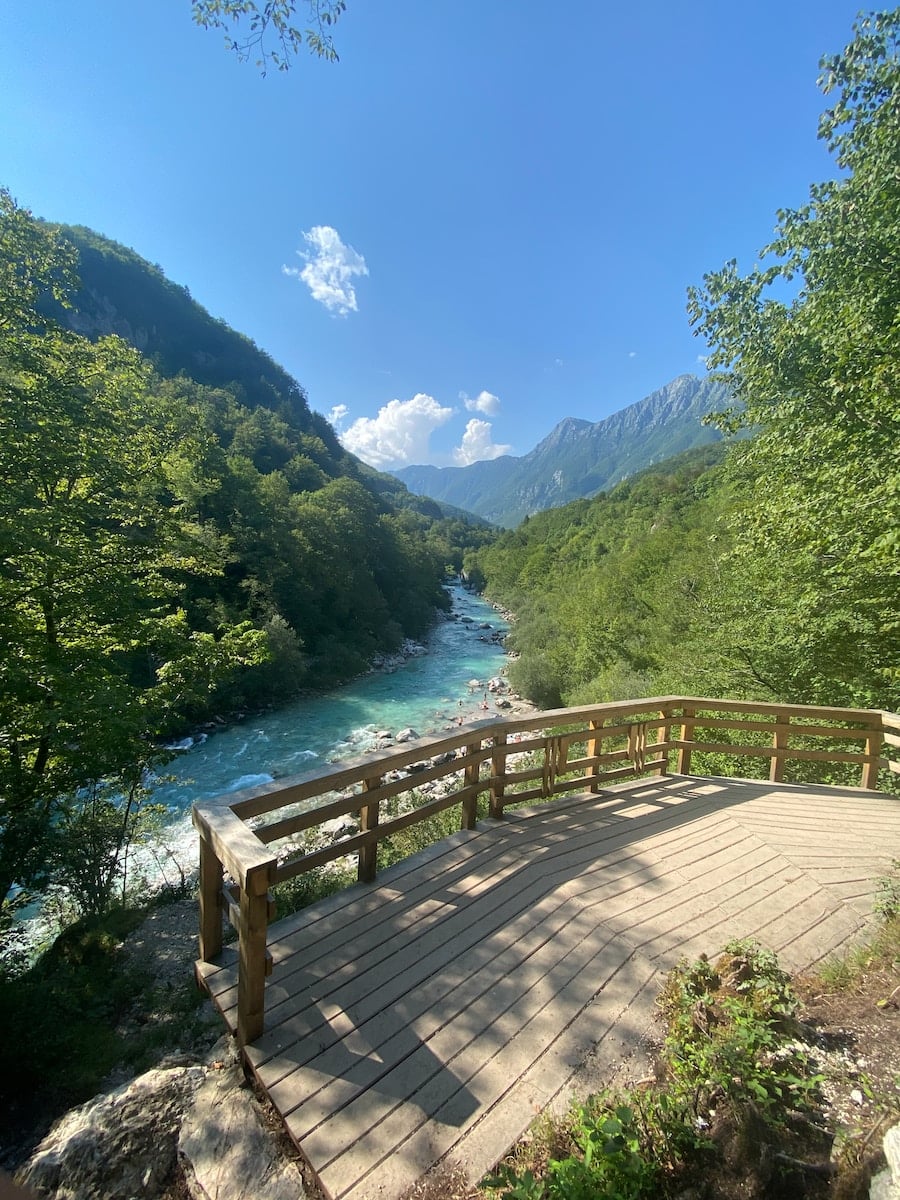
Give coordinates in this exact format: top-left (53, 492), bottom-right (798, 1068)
top-left (489, 731), bottom-right (507, 819)
top-left (678, 741), bottom-right (869, 765)
top-left (681, 717), bottom-right (875, 739)
top-left (306, 929), bottom-right (638, 1196)
top-left (357, 776), bottom-right (381, 884)
top-left (248, 808), bottom-right (650, 1068)
top-left (447, 955), bottom-right (662, 1190)
top-left (332, 947), bottom-right (662, 1200)
top-left (674, 696), bottom-right (881, 722)
top-left (199, 775), bottom-right (900, 1200)
top-left (272, 885), bottom-right (628, 1134)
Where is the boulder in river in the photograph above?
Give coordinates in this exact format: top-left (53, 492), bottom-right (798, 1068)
top-left (321, 816), bottom-right (359, 841)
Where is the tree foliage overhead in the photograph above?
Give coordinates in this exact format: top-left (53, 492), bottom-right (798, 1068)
top-left (191, 0), bottom-right (346, 71)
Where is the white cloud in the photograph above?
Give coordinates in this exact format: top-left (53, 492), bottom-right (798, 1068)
top-left (340, 394), bottom-right (454, 469)
top-left (283, 225), bottom-right (368, 316)
top-left (628, 350), bottom-right (637, 358)
top-left (460, 389), bottom-right (501, 416)
top-left (452, 419), bottom-right (512, 466)
top-left (327, 403), bottom-right (349, 429)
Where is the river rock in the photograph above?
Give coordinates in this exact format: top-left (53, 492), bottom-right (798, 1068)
top-left (395, 727), bottom-right (418, 743)
top-left (17, 1062), bottom-right (205, 1199)
top-left (321, 816), bottom-right (359, 841)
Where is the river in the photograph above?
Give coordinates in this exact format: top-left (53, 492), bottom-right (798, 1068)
top-left (147, 585), bottom-right (512, 877)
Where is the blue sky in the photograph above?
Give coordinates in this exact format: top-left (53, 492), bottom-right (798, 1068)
top-left (0, 1), bottom-right (866, 467)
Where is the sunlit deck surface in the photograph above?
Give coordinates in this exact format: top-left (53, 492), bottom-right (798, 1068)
top-left (200, 774), bottom-right (900, 1200)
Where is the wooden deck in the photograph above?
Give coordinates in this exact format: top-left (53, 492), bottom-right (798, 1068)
top-left (199, 774), bottom-right (900, 1200)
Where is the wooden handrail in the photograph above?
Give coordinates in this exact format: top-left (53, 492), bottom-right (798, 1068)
top-left (194, 696), bottom-right (893, 1044)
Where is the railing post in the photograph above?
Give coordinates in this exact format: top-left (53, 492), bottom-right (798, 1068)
top-left (358, 774), bottom-right (382, 883)
top-left (863, 722), bottom-right (883, 790)
top-left (677, 706), bottom-right (695, 774)
top-left (770, 717), bottom-right (789, 783)
top-left (237, 862), bottom-right (272, 1046)
top-left (627, 722), bottom-right (646, 773)
top-left (657, 707), bottom-right (672, 775)
top-left (462, 740), bottom-right (480, 829)
top-left (489, 731), bottom-right (507, 819)
top-left (198, 833), bottom-right (224, 963)
top-left (587, 719), bottom-right (603, 793)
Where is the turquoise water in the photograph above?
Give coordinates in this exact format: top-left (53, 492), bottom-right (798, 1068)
top-left (149, 586), bottom-right (510, 870)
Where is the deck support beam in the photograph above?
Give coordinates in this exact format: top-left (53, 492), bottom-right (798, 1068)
top-left (237, 864), bottom-right (272, 1046)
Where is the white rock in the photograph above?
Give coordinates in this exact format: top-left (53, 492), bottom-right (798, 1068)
top-left (870, 1164), bottom-right (900, 1200)
top-left (885, 1123), bottom-right (900, 1181)
top-left (179, 1060), bottom-right (306, 1200)
top-left (17, 1064), bottom-right (205, 1199)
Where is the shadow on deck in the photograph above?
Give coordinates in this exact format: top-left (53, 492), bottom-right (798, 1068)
top-left (198, 773), bottom-right (900, 1200)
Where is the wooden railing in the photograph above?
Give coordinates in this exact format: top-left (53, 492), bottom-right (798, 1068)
top-left (194, 697), bottom-right (900, 1044)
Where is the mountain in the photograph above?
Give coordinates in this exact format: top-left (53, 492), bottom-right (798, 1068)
top-left (393, 374), bottom-right (732, 527)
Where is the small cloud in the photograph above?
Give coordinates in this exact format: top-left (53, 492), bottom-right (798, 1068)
top-left (452, 419), bottom-right (511, 466)
top-left (628, 351), bottom-right (637, 359)
top-left (327, 403), bottom-right (349, 429)
top-left (460, 389), bottom-right (501, 416)
top-left (283, 225), bottom-right (368, 316)
top-left (340, 394), bottom-right (454, 469)
top-left (697, 353), bottom-right (710, 368)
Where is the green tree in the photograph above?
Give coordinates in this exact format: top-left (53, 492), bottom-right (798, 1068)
top-left (687, 9), bottom-right (900, 709)
top-left (0, 197), bottom-right (265, 913)
top-left (191, 0), bottom-right (346, 71)
top-left (0, 188), bottom-right (76, 334)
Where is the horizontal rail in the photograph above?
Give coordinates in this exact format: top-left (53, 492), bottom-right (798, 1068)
top-left (194, 695), bottom-right (894, 1044)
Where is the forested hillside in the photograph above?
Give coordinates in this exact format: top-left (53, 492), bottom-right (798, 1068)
top-left (34, 219), bottom-right (497, 696)
top-left (471, 11), bottom-right (900, 720)
top-left (469, 446), bottom-right (733, 707)
top-left (0, 195), bottom-right (493, 916)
